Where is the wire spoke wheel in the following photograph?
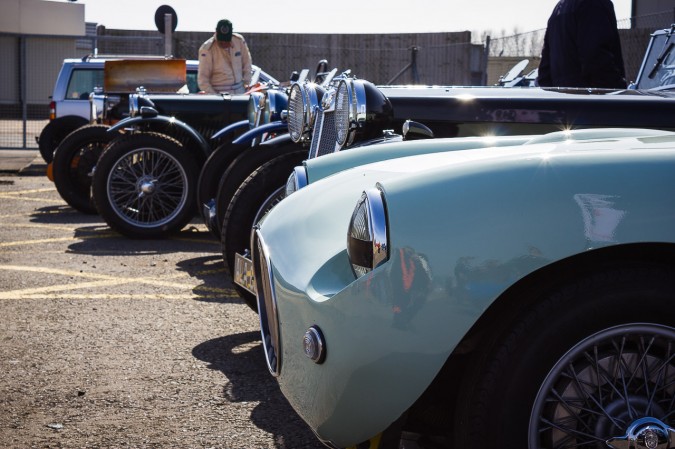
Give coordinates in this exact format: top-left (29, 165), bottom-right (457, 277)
top-left (107, 147), bottom-right (189, 228)
top-left (93, 132), bottom-right (198, 238)
top-left (530, 323), bottom-right (675, 449)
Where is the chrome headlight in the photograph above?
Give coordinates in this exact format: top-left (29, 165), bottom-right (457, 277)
top-left (347, 188), bottom-right (389, 278)
top-left (90, 93), bottom-right (105, 122)
top-left (285, 166), bottom-right (308, 197)
top-left (287, 82), bottom-right (324, 143)
top-left (335, 79), bottom-right (367, 147)
top-left (128, 94), bottom-right (140, 118)
top-left (264, 89), bottom-right (288, 123)
top-left (248, 91), bottom-right (265, 127)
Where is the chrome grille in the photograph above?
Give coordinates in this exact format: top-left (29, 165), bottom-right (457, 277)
top-left (253, 230), bottom-right (281, 376)
top-left (308, 109), bottom-right (338, 159)
top-left (308, 108), bottom-right (324, 159)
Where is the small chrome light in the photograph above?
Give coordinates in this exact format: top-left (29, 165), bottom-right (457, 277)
top-left (285, 166), bottom-right (307, 197)
top-left (128, 94), bottom-right (140, 118)
top-left (347, 188), bottom-right (389, 278)
top-left (248, 92), bottom-right (265, 128)
top-left (303, 326), bottom-right (326, 364)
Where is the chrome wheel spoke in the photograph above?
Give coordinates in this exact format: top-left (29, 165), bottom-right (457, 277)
top-left (106, 147), bottom-right (189, 228)
top-left (531, 324), bottom-right (675, 449)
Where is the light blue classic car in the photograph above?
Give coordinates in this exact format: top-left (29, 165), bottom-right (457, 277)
top-left (252, 129), bottom-right (675, 449)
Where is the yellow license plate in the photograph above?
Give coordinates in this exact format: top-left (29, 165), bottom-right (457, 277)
top-left (234, 252), bottom-right (256, 295)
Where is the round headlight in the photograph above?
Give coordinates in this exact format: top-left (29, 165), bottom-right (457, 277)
top-left (335, 79), bottom-right (368, 148)
top-left (248, 92), bottom-right (265, 128)
top-left (128, 94), bottom-right (140, 118)
top-left (287, 82), bottom-right (323, 143)
top-left (285, 166), bottom-right (308, 197)
top-left (347, 188), bottom-right (389, 278)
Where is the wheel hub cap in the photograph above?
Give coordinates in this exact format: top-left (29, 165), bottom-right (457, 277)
top-left (138, 177), bottom-right (157, 196)
top-left (606, 417), bottom-right (675, 449)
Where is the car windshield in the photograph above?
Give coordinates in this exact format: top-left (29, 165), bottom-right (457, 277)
top-left (635, 27), bottom-right (675, 90)
top-left (66, 68), bottom-right (104, 99)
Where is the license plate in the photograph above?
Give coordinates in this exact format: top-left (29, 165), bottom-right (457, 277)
top-left (234, 252), bottom-right (256, 295)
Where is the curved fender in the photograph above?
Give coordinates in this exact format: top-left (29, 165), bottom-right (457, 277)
top-left (232, 121), bottom-right (288, 145)
top-left (258, 131), bottom-right (293, 147)
top-left (107, 116), bottom-right (211, 157)
top-left (211, 119), bottom-right (250, 141)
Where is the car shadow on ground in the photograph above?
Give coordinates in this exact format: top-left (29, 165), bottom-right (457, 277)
top-left (176, 254), bottom-right (247, 305)
top-left (30, 204), bottom-right (103, 225)
top-left (193, 331), bottom-right (326, 449)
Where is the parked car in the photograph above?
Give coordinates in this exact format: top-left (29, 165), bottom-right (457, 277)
top-left (50, 58), bottom-right (201, 214)
top-left (89, 65), bottom-right (278, 238)
top-left (250, 128), bottom-right (675, 448)
top-left (37, 55), bottom-right (200, 164)
top-left (232, 25), bottom-right (675, 299)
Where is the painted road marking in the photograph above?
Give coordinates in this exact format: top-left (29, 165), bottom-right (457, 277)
top-left (0, 265), bottom-right (237, 299)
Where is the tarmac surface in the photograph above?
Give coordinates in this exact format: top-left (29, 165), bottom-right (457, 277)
top-left (0, 150), bottom-right (325, 448)
top-left (0, 149), bottom-right (46, 176)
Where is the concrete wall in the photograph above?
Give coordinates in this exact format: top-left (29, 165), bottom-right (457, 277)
top-left (0, 0), bottom-right (84, 35)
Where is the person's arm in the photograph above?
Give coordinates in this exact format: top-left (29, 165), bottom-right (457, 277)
top-left (198, 45), bottom-right (216, 93)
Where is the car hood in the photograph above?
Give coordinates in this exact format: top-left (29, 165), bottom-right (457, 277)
top-left (262, 129), bottom-right (675, 294)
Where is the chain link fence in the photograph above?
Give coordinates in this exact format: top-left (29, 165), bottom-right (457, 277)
top-left (1, 10), bottom-right (673, 150)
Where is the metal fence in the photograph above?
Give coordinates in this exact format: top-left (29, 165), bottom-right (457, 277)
top-left (1, 10), bottom-right (673, 150)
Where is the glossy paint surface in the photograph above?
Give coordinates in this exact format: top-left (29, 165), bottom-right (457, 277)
top-left (257, 130), bottom-right (675, 447)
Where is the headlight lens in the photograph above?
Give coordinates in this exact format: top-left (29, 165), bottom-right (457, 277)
top-left (248, 92), bottom-right (265, 128)
top-left (335, 79), bottom-right (367, 148)
top-left (287, 82), bottom-right (323, 143)
top-left (347, 188), bottom-right (389, 278)
top-left (285, 166), bottom-right (308, 197)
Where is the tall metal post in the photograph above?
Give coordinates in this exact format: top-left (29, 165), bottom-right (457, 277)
top-left (164, 13), bottom-right (173, 57)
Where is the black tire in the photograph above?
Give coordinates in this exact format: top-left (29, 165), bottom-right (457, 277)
top-left (453, 265), bottom-right (675, 449)
top-left (214, 145), bottom-right (293, 242)
top-left (92, 132), bottom-right (199, 238)
top-left (52, 124), bottom-right (114, 214)
top-left (221, 149), bottom-right (306, 311)
top-left (38, 116), bottom-right (88, 163)
top-left (196, 140), bottom-right (246, 237)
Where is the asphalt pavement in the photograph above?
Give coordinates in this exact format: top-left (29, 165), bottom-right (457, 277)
top-left (0, 149), bottom-right (46, 176)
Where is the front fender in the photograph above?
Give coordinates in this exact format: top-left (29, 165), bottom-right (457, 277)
top-left (259, 132), bottom-right (675, 447)
top-left (107, 116), bottom-right (211, 158)
top-left (232, 121), bottom-right (288, 145)
top-left (211, 119), bottom-right (250, 141)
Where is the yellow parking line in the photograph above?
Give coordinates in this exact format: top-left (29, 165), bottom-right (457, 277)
top-left (3, 223), bottom-right (80, 232)
top-left (0, 265), bottom-right (235, 298)
top-left (0, 188), bottom-right (56, 194)
top-left (0, 279), bottom-right (127, 299)
top-left (0, 195), bottom-right (60, 203)
top-left (0, 237), bottom-right (75, 248)
top-left (0, 293), bottom-right (231, 300)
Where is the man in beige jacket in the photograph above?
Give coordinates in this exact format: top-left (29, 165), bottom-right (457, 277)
top-left (198, 19), bottom-right (253, 94)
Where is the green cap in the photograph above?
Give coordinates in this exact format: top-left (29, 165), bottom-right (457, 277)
top-left (216, 19), bottom-right (233, 42)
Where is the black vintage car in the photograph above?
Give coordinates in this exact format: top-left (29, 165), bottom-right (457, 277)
top-left (50, 59), bottom-right (279, 238)
top-left (225, 25), bottom-right (675, 311)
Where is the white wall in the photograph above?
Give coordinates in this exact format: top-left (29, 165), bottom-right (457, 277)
top-left (0, 0), bottom-right (84, 36)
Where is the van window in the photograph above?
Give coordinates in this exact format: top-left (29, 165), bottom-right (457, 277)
top-left (186, 71), bottom-right (199, 93)
top-left (66, 69), bottom-right (104, 99)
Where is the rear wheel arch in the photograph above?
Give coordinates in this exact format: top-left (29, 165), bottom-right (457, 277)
top-left (456, 242), bottom-right (675, 350)
top-left (414, 243), bottom-right (675, 447)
